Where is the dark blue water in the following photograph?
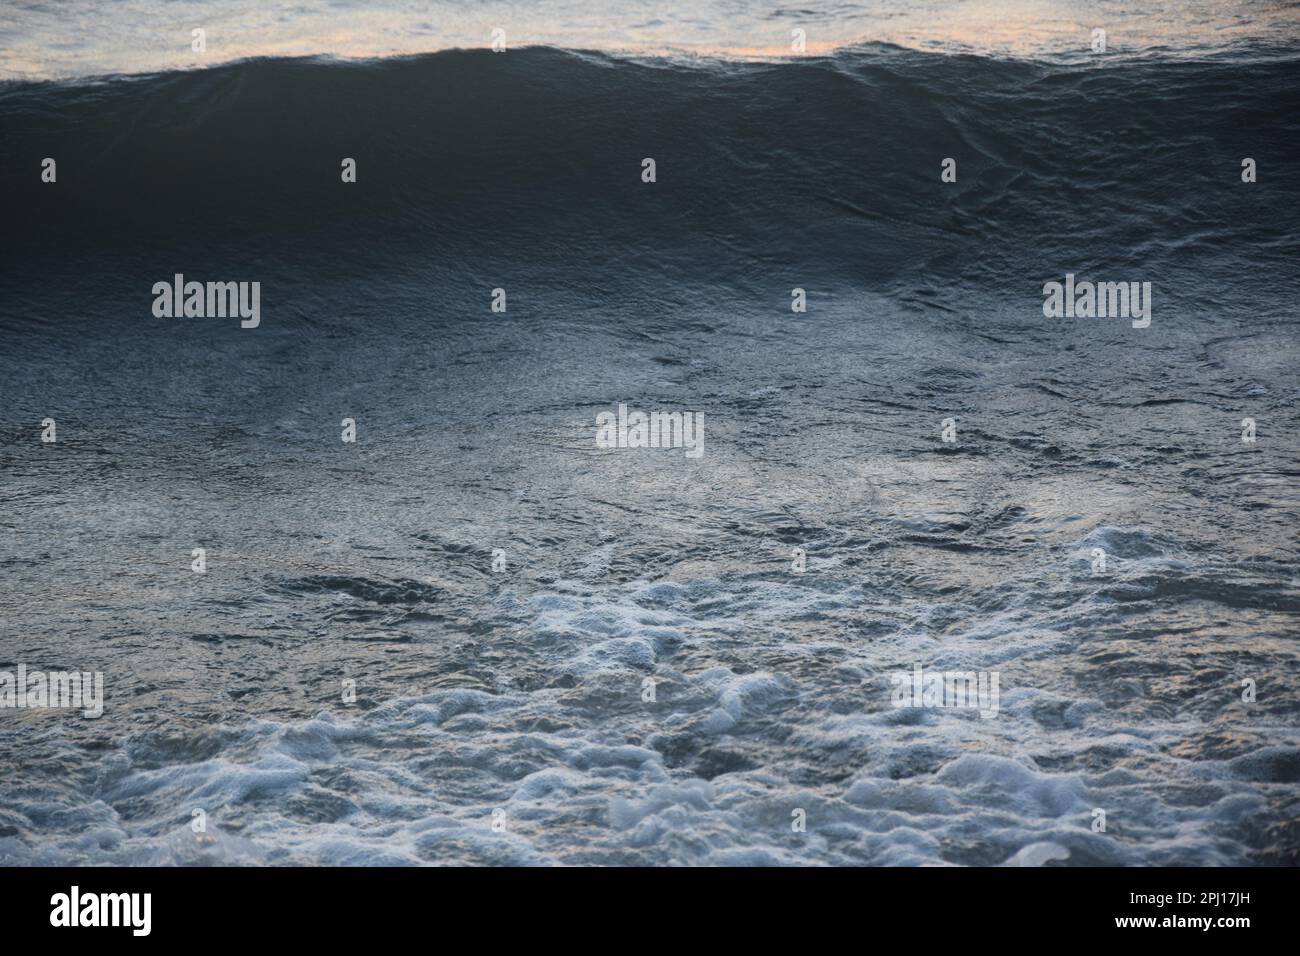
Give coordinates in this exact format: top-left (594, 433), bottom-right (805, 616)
top-left (1, 43), bottom-right (1298, 865)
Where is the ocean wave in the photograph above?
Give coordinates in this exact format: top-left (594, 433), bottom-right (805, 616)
top-left (3, 44), bottom-right (1298, 320)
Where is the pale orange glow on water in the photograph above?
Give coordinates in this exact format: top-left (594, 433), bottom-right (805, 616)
top-left (2, 0), bottom-right (1296, 79)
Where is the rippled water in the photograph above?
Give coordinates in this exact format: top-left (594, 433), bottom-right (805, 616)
top-left (4, 286), bottom-right (1297, 863)
top-left (1, 8), bottom-right (1298, 866)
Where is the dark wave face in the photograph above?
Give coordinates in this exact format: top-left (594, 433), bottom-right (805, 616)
top-left (3, 45), bottom-right (1299, 316)
top-left (1, 41), bottom-right (1298, 866)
